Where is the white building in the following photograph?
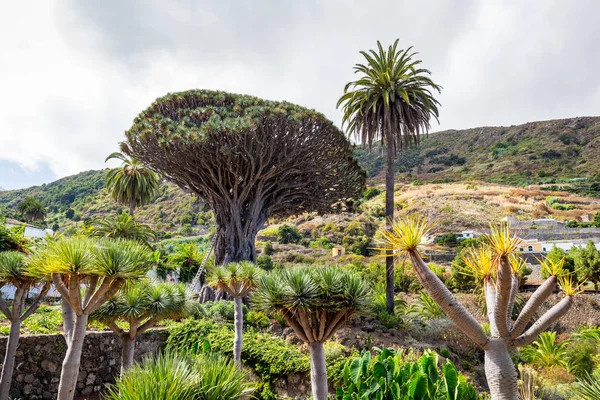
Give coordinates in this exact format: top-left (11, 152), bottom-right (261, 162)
top-left (5, 218), bottom-right (53, 238)
top-left (457, 230), bottom-right (481, 240)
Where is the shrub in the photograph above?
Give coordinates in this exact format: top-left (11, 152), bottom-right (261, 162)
top-left (246, 311), bottom-right (270, 329)
top-left (276, 224), bottom-right (301, 244)
top-left (256, 255), bottom-right (273, 271)
top-left (363, 187), bottom-right (381, 200)
top-left (263, 241), bottom-right (274, 256)
top-left (309, 237), bottom-right (334, 249)
top-left (196, 300), bottom-right (247, 322)
top-left (434, 232), bottom-right (458, 246)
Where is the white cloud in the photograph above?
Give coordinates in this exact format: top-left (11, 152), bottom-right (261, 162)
top-left (0, 0), bottom-right (599, 186)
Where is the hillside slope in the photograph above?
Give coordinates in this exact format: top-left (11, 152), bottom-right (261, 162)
top-left (2, 116), bottom-right (600, 234)
top-left (0, 170), bottom-right (203, 233)
top-left (356, 116), bottom-right (600, 187)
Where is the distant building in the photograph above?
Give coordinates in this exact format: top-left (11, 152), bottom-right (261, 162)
top-left (457, 230), bottom-right (481, 240)
top-left (519, 238), bottom-right (600, 253)
top-left (4, 218), bottom-right (53, 238)
top-left (332, 246), bottom-right (345, 257)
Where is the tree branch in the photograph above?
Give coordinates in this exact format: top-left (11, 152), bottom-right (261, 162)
top-left (494, 256), bottom-right (512, 337)
top-left (409, 251), bottom-right (488, 347)
top-left (510, 276), bottom-right (557, 339)
top-left (20, 282), bottom-right (51, 321)
top-left (513, 296), bottom-right (573, 347)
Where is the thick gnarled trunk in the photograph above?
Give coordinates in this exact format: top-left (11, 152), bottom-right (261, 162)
top-left (213, 211), bottom-right (265, 265)
top-left (309, 342), bottom-right (328, 400)
top-left (233, 296), bottom-right (244, 367)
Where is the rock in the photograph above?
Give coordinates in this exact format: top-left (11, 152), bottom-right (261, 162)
top-left (86, 373), bottom-right (96, 386)
top-left (23, 384), bottom-right (33, 395)
top-left (41, 359), bottom-right (57, 373)
top-left (24, 374), bottom-right (35, 383)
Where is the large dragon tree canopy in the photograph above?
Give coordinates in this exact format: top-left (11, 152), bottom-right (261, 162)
top-left (124, 90), bottom-right (366, 263)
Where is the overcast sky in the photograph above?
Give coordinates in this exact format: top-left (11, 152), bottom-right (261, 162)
top-left (1, 0), bottom-right (599, 190)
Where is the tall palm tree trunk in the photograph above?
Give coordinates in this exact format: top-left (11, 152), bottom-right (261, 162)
top-left (57, 314), bottom-right (89, 400)
top-left (484, 339), bottom-right (518, 400)
top-left (120, 335), bottom-right (136, 376)
top-left (385, 132), bottom-right (395, 314)
top-left (309, 342), bottom-right (328, 400)
top-left (129, 196), bottom-right (136, 217)
top-left (233, 296), bottom-right (244, 367)
top-left (0, 318), bottom-right (22, 399)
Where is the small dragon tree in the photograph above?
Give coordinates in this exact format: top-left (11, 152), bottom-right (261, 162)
top-left (207, 261), bottom-right (262, 367)
top-left (122, 90), bottom-right (365, 264)
top-left (91, 280), bottom-right (192, 375)
top-left (252, 266), bottom-right (370, 400)
top-left (0, 252), bottom-right (50, 399)
top-left (29, 237), bottom-right (152, 400)
top-left (379, 215), bottom-right (578, 400)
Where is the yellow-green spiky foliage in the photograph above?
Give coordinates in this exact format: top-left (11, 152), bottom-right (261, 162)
top-left (0, 251), bottom-right (50, 399)
top-left (27, 237), bottom-right (153, 400)
top-left (208, 261), bottom-right (262, 298)
top-left (377, 213), bottom-right (578, 400)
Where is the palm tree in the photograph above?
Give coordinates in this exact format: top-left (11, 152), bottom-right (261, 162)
top-left (91, 280), bottom-right (192, 375)
top-left (89, 213), bottom-right (156, 245)
top-left (104, 352), bottom-right (253, 400)
top-left (252, 266), bottom-right (370, 400)
top-left (28, 237), bottom-right (152, 400)
top-left (105, 151), bottom-right (160, 216)
top-left (337, 40), bottom-right (441, 314)
top-left (378, 215), bottom-right (577, 400)
top-left (16, 196), bottom-right (46, 223)
top-left (208, 262), bottom-right (262, 366)
top-left (0, 251), bottom-right (50, 399)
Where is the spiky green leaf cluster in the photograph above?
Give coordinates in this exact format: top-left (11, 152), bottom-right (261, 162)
top-left (89, 213), bottom-right (156, 245)
top-left (105, 152), bottom-right (160, 212)
top-left (252, 265), bottom-right (371, 315)
top-left (208, 261), bottom-right (262, 297)
top-left (92, 280), bottom-right (191, 326)
top-left (27, 237), bottom-right (152, 279)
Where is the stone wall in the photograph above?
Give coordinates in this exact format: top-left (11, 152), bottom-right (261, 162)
top-left (0, 329), bottom-right (168, 399)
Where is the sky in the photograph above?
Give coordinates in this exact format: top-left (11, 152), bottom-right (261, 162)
top-left (1, 0), bottom-right (599, 190)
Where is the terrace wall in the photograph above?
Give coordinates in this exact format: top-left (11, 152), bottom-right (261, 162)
top-left (0, 329), bottom-right (168, 400)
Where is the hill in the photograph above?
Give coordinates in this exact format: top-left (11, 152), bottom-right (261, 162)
top-left (1, 116), bottom-right (600, 235)
top-left (356, 116), bottom-right (600, 189)
top-left (0, 170), bottom-right (204, 234)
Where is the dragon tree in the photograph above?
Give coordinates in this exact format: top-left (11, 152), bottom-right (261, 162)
top-left (380, 215), bottom-right (578, 400)
top-left (122, 90), bottom-right (365, 264)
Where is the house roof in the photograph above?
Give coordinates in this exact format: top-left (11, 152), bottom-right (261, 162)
top-left (4, 218), bottom-right (43, 230)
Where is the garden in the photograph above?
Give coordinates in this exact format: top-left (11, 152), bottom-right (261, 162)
top-left (1, 40), bottom-right (600, 400)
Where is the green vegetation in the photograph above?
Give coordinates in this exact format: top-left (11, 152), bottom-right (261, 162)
top-left (105, 151), bottom-right (160, 217)
top-left (338, 39), bottom-right (441, 315)
top-left (104, 351), bottom-right (253, 400)
top-left (336, 347), bottom-right (478, 400)
top-left (16, 196), bottom-right (46, 223)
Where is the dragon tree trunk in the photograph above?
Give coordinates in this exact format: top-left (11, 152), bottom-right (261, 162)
top-left (309, 342), bottom-right (328, 400)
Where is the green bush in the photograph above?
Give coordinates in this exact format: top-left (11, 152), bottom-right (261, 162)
top-left (363, 187), bottom-right (381, 200)
top-left (335, 347), bottom-right (478, 400)
top-left (276, 224), bottom-right (301, 244)
top-left (167, 319), bottom-right (310, 400)
top-left (104, 351), bottom-right (253, 400)
top-left (256, 255), bottom-right (273, 271)
top-left (246, 311), bottom-right (270, 329)
top-left (196, 300), bottom-right (247, 322)
top-left (263, 241), bottom-right (274, 255)
top-left (309, 237), bottom-right (334, 250)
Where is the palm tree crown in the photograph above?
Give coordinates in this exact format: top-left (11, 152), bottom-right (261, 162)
top-left (337, 40), bottom-right (442, 149)
top-left (105, 151), bottom-right (160, 216)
